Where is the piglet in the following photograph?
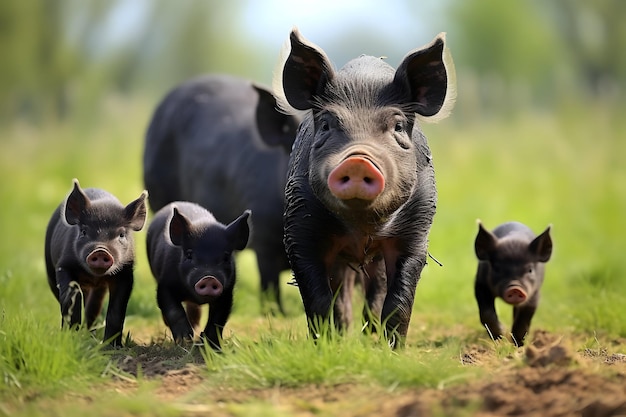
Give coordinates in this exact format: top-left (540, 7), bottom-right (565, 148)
top-left (45, 179), bottom-right (148, 346)
top-left (146, 201), bottom-right (250, 349)
top-left (474, 221), bottom-right (553, 346)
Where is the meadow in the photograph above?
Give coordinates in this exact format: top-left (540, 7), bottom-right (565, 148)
top-left (1, 96), bottom-right (625, 416)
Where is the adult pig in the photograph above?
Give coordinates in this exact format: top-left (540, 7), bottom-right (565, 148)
top-left (146, 201), bottom-right (250, 349)
top-left (474, 221), bottom-right (553, 346)
top-left (45, 179), bottom-right (148, 346)
top-left (143, 75), bottom-right (299, 314)
top-left (277, 28), bottom-right (456, 347)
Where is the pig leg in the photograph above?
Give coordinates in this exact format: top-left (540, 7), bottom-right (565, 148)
top-left (362, 260), bottom-right (387, 333)
top-left (330, 264), bottom-right (355, 332)
top-left (381, 255), bottom-right (424, 348)
top-left (202, 288), bottom-right (234, 350)
top-left (475, 281), bottom-right (504, 340)
top-left (511, 293), bottom-right (539, 346)
top-left (84, 286), bottom-right (107, 329)
top-left (296, 263), bottom-right (334, 340)
top-left (256, 248), bottom-right (284, 315)
top-left (185, 302), bottom-right (202, 332)
top-left (56, 269), bottom-right (83, 329)
top-left (103, 269), bottom-right (133, 346)
top-left (157, 286), bottom-right (194, 342)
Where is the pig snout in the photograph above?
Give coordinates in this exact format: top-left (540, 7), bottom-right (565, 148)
top-left (503, 286), bottom-right (527, 305)
top-left (86, 248), bottom-right (114, 273)
top-left (195, 276), bottom-right (223, 297)
top-left (327, 156), bottom-right (385, 201)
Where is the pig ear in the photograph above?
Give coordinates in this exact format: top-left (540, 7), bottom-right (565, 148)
top-left (125, 191), bottom-right (148, 231)
top-left (253, 84), bottom-right (298, 152)
top-left (474, 221), bottom-right (497, 261)
top-left (394, 32), bottom-right (456, 122)
top-left (279, 27), bottom-right (335, 111)
top-left (529, 225), bottom-right (553, 263)
top-left (64, 178), bottom-right (90, 225)
top-left (226, 210), bottom-right (251, 251)
top-left (168, 206), bottom-right (191, 247)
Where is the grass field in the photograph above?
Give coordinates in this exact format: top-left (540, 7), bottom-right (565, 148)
top-left (1, 97), bottom-right (625, 416)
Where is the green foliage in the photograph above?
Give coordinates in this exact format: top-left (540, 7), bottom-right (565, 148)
top-left (448, 0), bottom-right (559, 82)
top-left (0, 93), bottom-right (624, 413)
top-left (0, 312), bottom-right (109, 396)
top-left (201, 325), bottom-right (476, 390)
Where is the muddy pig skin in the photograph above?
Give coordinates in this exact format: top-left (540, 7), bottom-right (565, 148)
top-left (44, 179), bottom-right (148, 346)
top-left (276, 28), bottom-right (456, 347)
top-left (474, 221), bottom-right (553, 346)
top-left (146, 202), bottom-right (250, 349)
top-left (143, 74), bottom-right (299, 314)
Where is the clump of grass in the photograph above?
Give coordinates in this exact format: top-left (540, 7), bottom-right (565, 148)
top-left (0, 311), bottom-right (109, 398)
top-left (200, 319), bottom-right (479, 391)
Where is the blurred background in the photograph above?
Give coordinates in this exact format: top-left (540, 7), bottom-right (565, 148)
top-left (0, 0), bottom-right (624, 334)
top-left (1, 0), bottom-right (624, 125)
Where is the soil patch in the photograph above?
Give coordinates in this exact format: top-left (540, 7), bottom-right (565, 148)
top-left (111, 330), bottom-right (626, 416)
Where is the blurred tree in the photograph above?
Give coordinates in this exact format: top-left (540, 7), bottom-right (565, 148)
top-left (445, 0), bottom-right (562, 116)
top-left (545, 0), bottom-right (626, 98)
top-left (129, 0), bottom-right (268, 94)
top-left (0, 0), bottom-right (79, 122)
top-left (445, 0), bottom-right (625, 117)
top-left (0, 0), bottom-right (262, 125)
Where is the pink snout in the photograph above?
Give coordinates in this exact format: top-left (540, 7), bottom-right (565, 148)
top-left (195, 276), bottom-right (223, 297)
top-left (503, 286), bottom-right (527, 305)
top-left (327, 156), bottom-right (385, 201)
top-left (86, 249), bottom-right (114, 273)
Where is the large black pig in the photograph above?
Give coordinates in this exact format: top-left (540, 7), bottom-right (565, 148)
top-left (143, 75), bottom-right (299, 314)
top-left (45, 179), bottom-right (148, 346)
top-left (277, 29), bottom-right (456, 347)
top-left (474, 221), bottom-right (553, 346)
top-left (146, 201), bottom-right (250, 349)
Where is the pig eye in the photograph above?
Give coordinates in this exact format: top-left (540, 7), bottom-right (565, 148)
top-left (394, 121), bottom-right (405, 133)
top-left (79, 228), bottom-right (87, 238)
top-left (320, 119), bottom-right (330, 132)
top-left (185, 249), bottom-right (193, 260)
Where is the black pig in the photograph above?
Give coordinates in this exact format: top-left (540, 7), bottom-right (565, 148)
top-left (143, 75), bottom-right (299, 314)
top-left (146, 202), bottom-right (250, 349)
top-left (277, 28), bottom-right (456, 347)
top-left (44, 179), bottom-right (148, 346)
top-left (474, 221), bottom-right (553, 346)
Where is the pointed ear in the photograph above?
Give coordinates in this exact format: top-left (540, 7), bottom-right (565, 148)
top-left (64, 178), bottom-right (90, 225)
top-left (393, 33), bottom-right (456, 121)
top-left (474, 221), bottom-right (497, 261)
top-left (253, 84), bottom-right (298, 152)
top-left (168, 206), bottom-right (191, 247)
top-left (529, 225), bottom-right (552, 262)
top-left (281, 28), bottom-right (335, 111)
top-left (125, 191), bottom-right (148, 231)
top-left (226, 210), bottom-right (251, 251)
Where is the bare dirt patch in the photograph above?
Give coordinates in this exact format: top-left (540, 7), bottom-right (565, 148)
top-left (111, 330), bottom-right (626, 416)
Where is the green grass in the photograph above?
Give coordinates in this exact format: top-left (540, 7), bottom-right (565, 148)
top-left (201, 323), bottom-right (478, 390)
top-left (0, 98), bottom-right (625, 415)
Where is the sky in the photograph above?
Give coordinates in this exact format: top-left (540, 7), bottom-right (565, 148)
top-left (102, 0), bottom-right (449, 68)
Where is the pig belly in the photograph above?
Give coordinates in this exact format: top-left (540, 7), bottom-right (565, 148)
top-left (324, 234), bottom-right (394, 273)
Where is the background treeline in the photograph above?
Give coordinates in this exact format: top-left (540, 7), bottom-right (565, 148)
top-left (0, 0), bottom-right (624, 126)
